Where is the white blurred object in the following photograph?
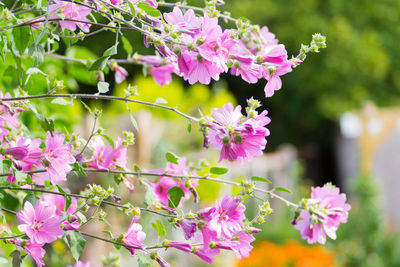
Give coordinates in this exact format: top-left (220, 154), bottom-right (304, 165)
top-left (340, 112), bottom-right (362, 139)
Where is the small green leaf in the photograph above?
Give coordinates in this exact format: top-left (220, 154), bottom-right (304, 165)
top-left (141, 180), bottom-right (156, 206)
top-left (68, 231), bottom-right (86, 261)
top-left (97, 81), bottom-right (110, 94)
top-left (73, 162), bottom-right (87, 176)
top-left (165, 152), bottom-right (179, 165)
top-left (100, 134), bottom-right (115, 149)
top-left (51, 98), bottom-right (72, 105)
top-left (88, 56), bottom-right (109, 71)
top-left (210, 167), bottom-right (228, 175)
top-left (251, 176), bottom-right (271, 184)
top-left (28, 43), bottom-right (45, 66)
top-left (122, 36), bottom-right (133, 56)
top-left (12, 26), bottom-right (31, 54)
top-left (167, 186), bottom-right (184, 208)
top-left (134, 164), bottom-right (142, 172)
top-left (81, 101), bottom-right (93, 115)
top-left (127, 1), bottom-right (136, 17)
top-left (103, 44), bottom-right (118, 57)
top-left (129, 112), bottom-right (139, 131)
top-left (274, 187), bottom-right (292, 194)
top-left (155, 97), bottom-right (167, 104)
top-left (152, 220), bottom-right (166, 238)
top-left (22, 194), bottom-right (38, 207)
top-left (0, 159), bottom-right (12, 173)
top-left (76, 212), bottom-right (87, 224)
top-left (137, 2), bottom-right (161, 17)
top-left (187, 122), bottom-right (192, 133)
top-left (103, 230), bottom-right (114, 239)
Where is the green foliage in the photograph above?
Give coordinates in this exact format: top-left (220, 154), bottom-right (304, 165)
top-left (167, 186), bottom-right (185, 208)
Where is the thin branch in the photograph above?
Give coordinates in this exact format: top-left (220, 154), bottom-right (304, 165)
top-left (0, 234), bottom-right (25, 240)
top-left (1, 94), bottom-right (200, 122)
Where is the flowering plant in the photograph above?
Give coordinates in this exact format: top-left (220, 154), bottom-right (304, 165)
top-left (0, 0), bottom-right (347, 266)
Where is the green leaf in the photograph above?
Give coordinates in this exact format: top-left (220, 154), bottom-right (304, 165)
top-left (129, 112), bottom-right (139, 131)
top-left (28, 43), bottom-right (45, 66)
top-left (274, 187), bottom-right (292, 194)
top-left (134, 164), bottom-right (142, 172)
top-left (76, 212), bottom-right (87, 224)
top-left (210, 167), bottom-right (228, 175)
top-left (187, 122), bottom-right (192, 133)
top-left (56, 185), bottom-right (71, 211)
top-left (127, 1), bottom-right (136, 18)
top-left (0, 159), bottom-right (12, 173)
top-left (122, 36), bottom-right (133, 56)
top-left (151, 220), bottom-right (166, 238)
top-left (51, 98), bottom-right (72, 105)
top-left (141, 180), bottom-right (156, 206)
top-left (80, 101), bottom-right (94, 115)
top-left (10, 250), bottom-right (21, 267)
top-left (88, 56), bottom-right (109, 71)
top-left (12, 26), bottom-right (30, 54)
top-left (103, 230), bottom-right (114, 239)
top-left (165, 152), bottom-right (179, 165)
top-left (97, 81), bottom-right (110, 94)
top-left (251, 176), bottom-right (272, 184)
top-left (68, 231), bottom-right (86, 261)
top-left (103, 44), bottom-right (118, 57)
top-left (137, 2), bottom-right (161, 17)
top-left (22, 194), bottom-right (39, 207)
top-left (73, 162), bottom-right (87, 176)
top-left (100, 134), bottom-right (115, 149)
top-left (137, 254), bottom-right (151, 267)
top-left (155, 97), bottom-right (167, 104)
top-left (167, 186), bottom-right (184, 208)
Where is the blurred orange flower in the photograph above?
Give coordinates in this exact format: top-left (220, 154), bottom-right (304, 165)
top-left (236, 239), bottom-right (337, 267)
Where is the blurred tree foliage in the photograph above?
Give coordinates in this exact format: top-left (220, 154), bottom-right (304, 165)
top-left (221, 0), bottom-right (400, 144)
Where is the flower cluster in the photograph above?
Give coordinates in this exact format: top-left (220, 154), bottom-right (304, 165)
top-left (293, 184), bottom-right (351, 244)
top-left (171, 195), bottom-right (258, 264)
top-left (147, 157), bottom-right (198, 209)
top-left (202, 100), bottom-right (270, 162)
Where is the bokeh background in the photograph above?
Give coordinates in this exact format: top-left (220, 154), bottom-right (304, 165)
top-left (2, 0), bottom-right (400, 266)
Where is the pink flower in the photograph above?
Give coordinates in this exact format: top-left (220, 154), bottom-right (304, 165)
top-left (113, 64), bottom-right (129, 84)
top-left (17, 200), bottom-right (63, 244)
top-left (294, 184), bottom-right (351, 244)
top-left (89, 137), bottom-right (127, 170)
top-left (214, 231), bottom-right (256, 259)
top-left (165, 241), bottom-right (192, 253)
top-left (205, 103), bottom-right (270, 162)
top-left (48, 1), bottom-right (92, 32)
top-left (155, 255), bottom-right (172, 267)
top-left (179, 219), bottom-right (197, 240)
top-left (44, 131), bottom-right (76, 185)
top-left (0, 92), bottom-right (22, 141)
top-left (149, 63), bottom-right (177, 86)
top-left (62, 221), bottom-right (81, 230)
top-left (123, 216), bottom-right (146, 255)
top-left (200, 195), bottom-right (246, 240)
top-left (148, 157), bottom-right (195, 207)
top-left (25, 241), bottom-right (46, 267)
top-left (42, 193), bottom-right (77, 216)
top-left (193, 244), bottom-right (220, 264)
top-left (164, 7), bottom-right (202, 36)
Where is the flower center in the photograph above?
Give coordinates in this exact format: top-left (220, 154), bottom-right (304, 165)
top-left (32, 220), bottom-right (43, 232)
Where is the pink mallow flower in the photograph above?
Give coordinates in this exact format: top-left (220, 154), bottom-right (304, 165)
top-left (200, 195), bottom-right (246, 240)
top-left (89, 136), bottom-right (127, 170)
top-left (205, 103), bottom-right (270, 162)
top-left (148, 157), bottom-right (195, 207)
top-left (294, 184), bottom-right (351, 244)
top-left (44, 131), bottom-right (76, 185)
top-left (113, 64), bottom-right (129, 84)
top-left (123, 216), bottom-right (146, 255)
top-left (48, 1), bottom-right (92, 32)
top-left (42, 193), bottom-right (77, 216)
top-left (149, 63), bottom-right (178, 86)
top-left (12, 239), bottom-right (46, 267)
top-left (214, 231), bottom-right (256, 259)
top-left (17, 200), bottom-right (63, 244)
